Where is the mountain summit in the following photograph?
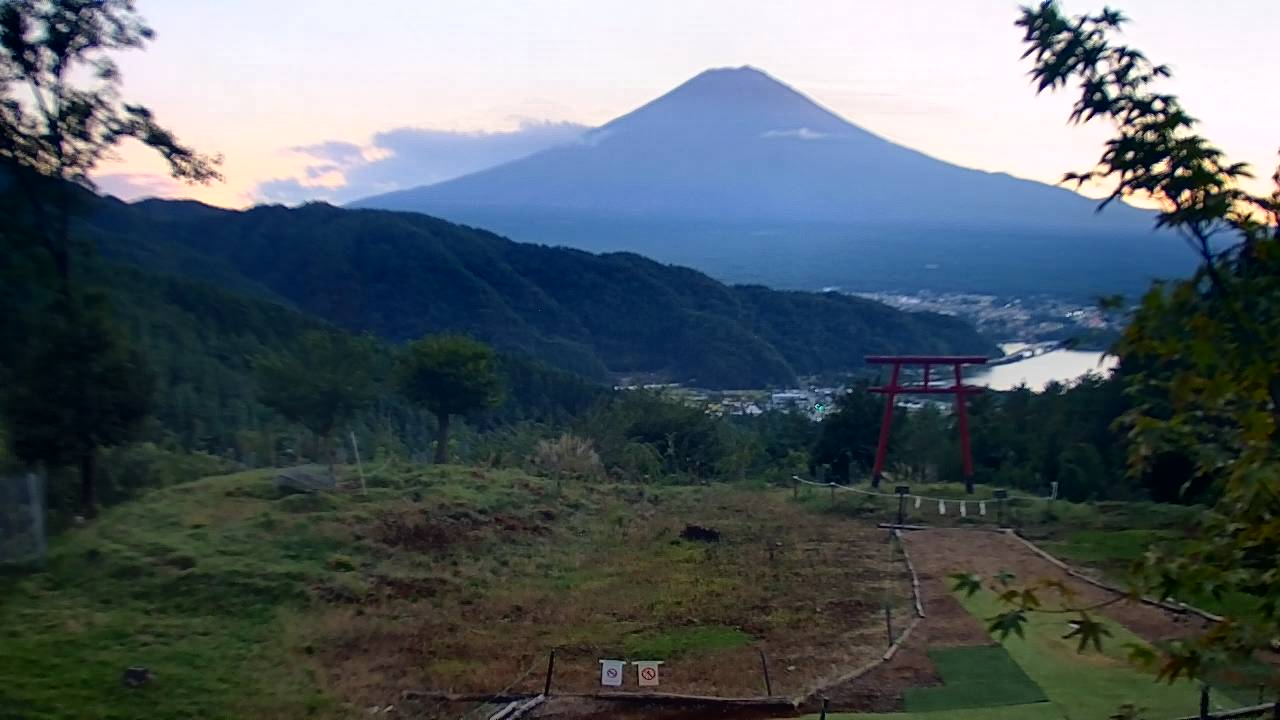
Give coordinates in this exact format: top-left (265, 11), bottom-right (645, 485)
top-left (599, 66), bottom-right (859, 139)
top-left (353, 67), bottom-right (1189, 297)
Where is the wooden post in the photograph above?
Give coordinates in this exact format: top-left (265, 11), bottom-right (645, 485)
top-left (884, 604), bottom-right (894, 646)
top-left (543, 649), bottom-right (556, 696)
top-left (954, 362), bottom-right (975, 492)
top-left (994, 489), bottom-right (1008, 528)
top-left (895, 485), bottom-right (910, 526)
top-left (758, 648), bottom-right (773, 696)
top-left (793, 476), bottom-right (798, 499)
top-left (819, 697), bottom-right (829, 720)
top-left (1199, 684), bottom-right (1210, 720)
top-left (350, 431), bottom-right (367, 496)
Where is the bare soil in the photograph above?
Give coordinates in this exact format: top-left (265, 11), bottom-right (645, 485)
top-left (306, 484), bottom-right (910, 718)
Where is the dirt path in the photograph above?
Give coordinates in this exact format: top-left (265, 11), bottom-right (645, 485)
top-left (819, 528), bottom-right (1209, 713)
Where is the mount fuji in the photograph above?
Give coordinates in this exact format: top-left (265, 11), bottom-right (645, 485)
top-left (353, 66), bottom-right (1189, 298)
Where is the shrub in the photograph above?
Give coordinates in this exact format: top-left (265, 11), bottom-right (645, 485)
top-left (529, 434), bottom-right (604, 482)
top-left (615, 441), bottom-right (664, 482)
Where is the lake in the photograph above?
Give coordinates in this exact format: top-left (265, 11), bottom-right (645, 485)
top-left (967, 343), bottom-right (1116, 391)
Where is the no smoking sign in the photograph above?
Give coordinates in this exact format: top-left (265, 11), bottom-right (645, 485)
top-left (634, 660), bottom-right (663, 687)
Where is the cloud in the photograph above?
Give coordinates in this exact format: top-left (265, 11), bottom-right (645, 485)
top-left (289, 141), bottom-right (366, 166)
top-left (253, 120), bottom-right (587, 206)
top-left (94, 172), bottom-right (184, 201)
top-left (760, 127), bottom-right (831, 140)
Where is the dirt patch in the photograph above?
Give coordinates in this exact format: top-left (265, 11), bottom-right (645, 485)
top-left (818, 533), bottom-right (993, 712)
top-left (371, 507), bottom-right (471, 550)
top-left (302, 486), bottom-right (910, 716)
top-left (368, 574), bottom-right (447, 602)
top-left (909, 529), bottom-right (1209, 644)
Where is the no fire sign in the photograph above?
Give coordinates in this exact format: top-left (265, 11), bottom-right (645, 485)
top-left (634, 660), bottom-right (663, 687)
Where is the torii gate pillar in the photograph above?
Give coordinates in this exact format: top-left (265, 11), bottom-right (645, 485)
top-left (865, 355), bottom-right (988, 493)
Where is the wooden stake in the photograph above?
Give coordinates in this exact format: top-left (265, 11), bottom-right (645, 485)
top-left (758, 649), bottom-right (772, 696)
top-left (350, 431), bottom-right (367, 496)
top-left (543, 649), bottom-right (556, 696)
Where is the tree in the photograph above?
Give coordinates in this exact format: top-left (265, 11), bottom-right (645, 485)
top-left (1, 0), bottom-right (219, 518)
top-left (963, 1), bottom-right (1280, 689)
top-left (254, 330), bottom-right (378, 481)
top-left (1, 0), bottom-right (221, 294)
top-left (811, 383), bottom-right (887, 484)
top-left (395, 335), bottom-right (504, 464)
top-left (4, 294), bottom-right (152, 517)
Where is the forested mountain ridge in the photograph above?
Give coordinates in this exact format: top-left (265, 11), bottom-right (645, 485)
top-left (80, 262), bottom-right (604, 455)
top-left (78, 196), bottom-right (995, 388)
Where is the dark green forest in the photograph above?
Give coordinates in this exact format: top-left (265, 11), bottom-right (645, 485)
top-left (80, 195), bottom-right (994, 388)
top-left (1, 182), bottom-right (1195, 523)
top-left (807, 370), bottom-right (1202, 504)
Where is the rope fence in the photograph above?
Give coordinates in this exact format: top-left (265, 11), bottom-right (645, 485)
top-left (792, 475), bottom-right (1052, 525)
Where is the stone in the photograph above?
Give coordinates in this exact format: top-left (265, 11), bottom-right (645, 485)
top-left (122, 666), bottom-right (151, 688)
top-left (273, 465), bottom-right (335, 494)
top-left (680, 524), bottom-right (721, 542)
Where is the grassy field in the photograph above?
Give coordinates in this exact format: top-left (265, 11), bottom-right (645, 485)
top-left (0, 464), bottom-right (911, 719)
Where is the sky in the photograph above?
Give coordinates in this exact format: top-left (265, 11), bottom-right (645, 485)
top-left (94, 0), bottom-right (1278, 209)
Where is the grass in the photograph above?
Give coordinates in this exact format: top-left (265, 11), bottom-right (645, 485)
top-left (953, 590), bottom-right (1240, 720)
top-left (0, 468), bottom-right (336, 720)
top-left (0, 465), bottom-right (913, 718)
top-left (902, 646), bottom-right (1047, 712)
top-left (1041, 528), bottom-right (1261, 620)
top-left (821, 703), bottom-right (1064, 720)
top-left (1041, 528), bottom-right (1180, 566)
top-left (623, 625), bottom-right (753, 659)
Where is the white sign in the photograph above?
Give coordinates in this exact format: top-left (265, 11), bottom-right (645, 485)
top-left (938, 500), bottom-right (946, 515)
top-left (634, 660), bottom-right (663, 687)
top-left (599, 659), bottom-right (625, 687)
top-left (960, 501), bottom-right (967, 517)
top-left (979, 501), bottom-right (987, 516)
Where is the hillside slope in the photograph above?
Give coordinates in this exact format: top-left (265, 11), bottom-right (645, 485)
top-left (81, 197), bottom-right (994, 388)
top-left (0, 466), bottom-right (904, 718)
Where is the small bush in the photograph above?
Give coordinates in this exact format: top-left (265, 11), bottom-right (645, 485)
top-left (614, 441), bottom-right (664, 482)
top-left (529, 434), bottom-right (604, 482)
top-left (327, 554), bottom-right (356, 572)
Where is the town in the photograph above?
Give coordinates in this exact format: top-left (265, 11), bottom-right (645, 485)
top-left (850, 290), bottom-right (1120, 347)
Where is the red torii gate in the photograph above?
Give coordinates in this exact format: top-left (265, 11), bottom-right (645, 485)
top-left (865, 355), bottom-right (988, 491)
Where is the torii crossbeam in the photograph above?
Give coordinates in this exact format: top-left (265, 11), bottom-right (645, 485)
top-left (865, 355), bottom-right (988, 491)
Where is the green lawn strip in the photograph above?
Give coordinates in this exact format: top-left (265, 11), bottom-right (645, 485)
top-left (1040, 528), bottom-right (1179, 566)
top-left (1041, 529), bottom-right (1260, 621)
top-left (903, 645), bottom-right (1047, 712)
top-left (623, 625), bottom-right (753, 659)
top-left (817, 702), bottom-right (1066, 720)
top-left (956, 590), bottom-right (1239, 720)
